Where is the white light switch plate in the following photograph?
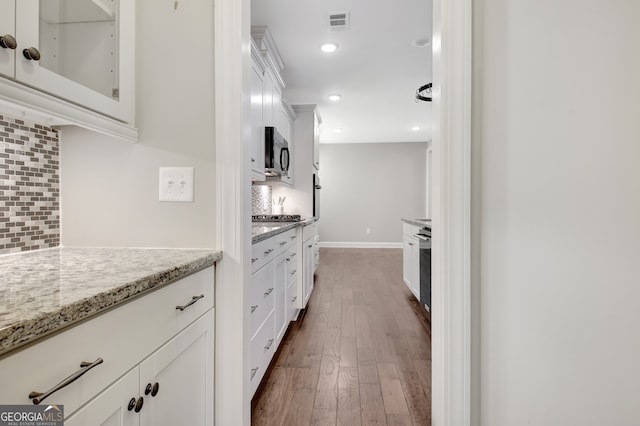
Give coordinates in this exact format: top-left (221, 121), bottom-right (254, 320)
top-left (159, 167), bottom-right (194, 202)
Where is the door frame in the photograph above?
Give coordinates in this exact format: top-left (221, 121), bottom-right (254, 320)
top-left (213, 0), bottom-right (474, 424)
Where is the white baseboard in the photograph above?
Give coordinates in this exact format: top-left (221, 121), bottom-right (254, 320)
top-left (319, 241), bottom-right (403, 249)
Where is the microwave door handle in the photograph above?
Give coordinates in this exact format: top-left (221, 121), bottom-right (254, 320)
top-left (281, 147), bottom-right (290, 172)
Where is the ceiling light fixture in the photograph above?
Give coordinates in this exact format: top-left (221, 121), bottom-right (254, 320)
top-left (412, 126), bottom-right (421, 131)
top-left (328, 94), bottom-right (342, 102)
top-left (335, 128), bottom-right (344, 133)
top-left (320, 42), bottom-right (339, 53)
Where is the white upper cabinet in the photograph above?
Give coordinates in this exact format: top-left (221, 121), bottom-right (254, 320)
top-left (0, 0), bottom-right (16, 78)
top-left (250, 42), bottom-right (265, 179)
top-left (0, 0), bottom-right (136, 140)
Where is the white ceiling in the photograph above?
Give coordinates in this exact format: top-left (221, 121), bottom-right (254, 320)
top-left (251, 0), bottom-right (433, 144)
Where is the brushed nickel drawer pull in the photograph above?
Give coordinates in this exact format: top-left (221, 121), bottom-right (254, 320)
top-left (279, 241), bottom-right (287, 246)
top-left (264, 249), bottom-right (274, 255)
top-left (290, 236), bottom-right (296, 240)
top-left (264, 288), bottom-right (274, 296)
top-left (176, 294), bottom-right (205, 311)
top-left (251, 305), bottom-right (259, 313)
top-left (29, 358), bottom-right (104, 405)
top-left (251, 257), bottom-right (259, 263)
top-left (265, 339), bottom-right (274, 350)
top-left (291, 296), bottom-right (297, 302)
top-left (251, 367), bottom-right (259, 379)
top-left (290, 270), bottom-right (297, 275)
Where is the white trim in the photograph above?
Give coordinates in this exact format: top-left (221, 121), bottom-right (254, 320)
top-left (431, 0), bottom-right (472, 424)
top-left (319, 241), bottom-right (403, 249)
top-left (214, 0), bottom-right (251, 425)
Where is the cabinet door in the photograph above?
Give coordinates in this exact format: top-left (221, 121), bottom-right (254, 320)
top-left (302, 238), bottom-right (314, 307)
top-left (250, 59), bottom-right (265, 176)
top-left (274, 252), bottom-right (288, 345)
top-left (139, 310), bottom-right (214, 426)
top-left (403, 236), bottom-right (412, 288)
top-left (15, 0), bottom-right (134, 122)
top-left (262, 69), bottom-right (274, 126)
top-left (65, 368), bottom-right (139, 426)
top-left (0, 0), bottom-right (15, 78)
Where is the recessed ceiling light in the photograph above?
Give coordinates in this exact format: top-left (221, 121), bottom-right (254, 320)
top-left (320, 42), bottom-right (339, 53)
top-left (328, 94), bottom-right (342, 102)
top-left (412, 126), bottom-right (421, 131)
top-left (335, 128), bottom-right (344, 133)
top-left (412, 38), bottom-right (431, 48)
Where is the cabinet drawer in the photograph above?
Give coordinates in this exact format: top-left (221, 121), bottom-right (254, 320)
top-left (286, 280), bottom-right (298, 322)
top-left (273, 229), bottom-right (296, 255)
top-left (250, 312), bottom-right (275, 397)
top-left (251, 237), bottom-right (277, 273)
top-left (251, 261), bottom-right (275, 337)
top-left (303, 222), bottom-right (318, 241)
top-left (0, 267), bottom-right (214, 417)
top-left (403, 223), bottom-right (419, 237)
top-left (286, 248), bottom-right (298, 284)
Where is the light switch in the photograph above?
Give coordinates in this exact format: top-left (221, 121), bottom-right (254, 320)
top-left (159, 167), bottom-right (194, 202)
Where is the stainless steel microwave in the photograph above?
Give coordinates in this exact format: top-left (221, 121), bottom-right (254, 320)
top-left (265, 126), bottom-right (290, 177)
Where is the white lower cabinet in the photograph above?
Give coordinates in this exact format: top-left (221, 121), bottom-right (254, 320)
top-left (66, 311), bottom-right (214, 426)
top-left (402, 224), bottom-right (420, 299)
top-left (0, 267), bottom-right (215, 425)
top-left (250, 230), bottom-right (297, 398)
top-left (65, 368), bottom-right (139, 426)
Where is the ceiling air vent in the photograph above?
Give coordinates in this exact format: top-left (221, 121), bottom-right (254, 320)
top-left (327, 11), bottom-right (350, 31)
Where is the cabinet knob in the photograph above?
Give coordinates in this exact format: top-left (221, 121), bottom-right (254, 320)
top-left (134, 396), bottom-right (144, 413)
top-left (146, 382), bottom-right (160, 397)
top-left (251, 304), bottom-right (258, 313)
top-left (23, 46), bottom-right (40, 61)
top-left (0, 34), bottom-right (17, 50)
top-left (127, 398), bottom-right (136, 411)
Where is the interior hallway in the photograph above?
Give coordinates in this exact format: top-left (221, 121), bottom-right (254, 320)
top-left (251, 248), bottom-right (432, 425)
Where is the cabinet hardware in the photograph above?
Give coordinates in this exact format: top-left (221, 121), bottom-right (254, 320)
top-left (290, 252), bottom-right (297, 257)
top-left (408, 242), bottom-right (413, 246)
top-left (265, 339), bottom-right (274, 350)
top-left (308, 244), bottom-right (312, 248)
top-left (0, 34), bottom-right (17, 50)
top-left (127, 398), bottom-right (136, 411)
top-left (175, 294), bottom-right (205, 311)
top-left (145, 382), bottom-right (160, 397)
top-left (251, 257), bottom-right (259, 263)
top-left (279, 241), bottom-right (287, 246)
top-left (264, 288), bottom-right (274, 296)
top-left (250, 367), bottom-right (259, 379)
top-left (29, 358), bottom-right (103, 405)
top-left (264, 248), bottom-right (274, 255)
top-left (291, 296), bottom-right (297, 302)
top-left (290, 236), bottom-right (296, 240)
top-left (134, 396), bottom-right (144, 413)
top-left (251, 305), bottom-right (259, 313)
top-left (23, 46), bottom-right (40, 61)
top-left (251, 157), bottom-right (256, 163)
top-left (286, 258), bottom-right (290, 262)
top-left (291, 270), bottom-right (297, 275)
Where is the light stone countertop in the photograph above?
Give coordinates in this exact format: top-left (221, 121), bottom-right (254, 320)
top-left (402, 218), bottom-right (432, 228)
top-left (0, 247), bottom-right (222, 356)
top-left (252, 218), bottom-right (316, 243)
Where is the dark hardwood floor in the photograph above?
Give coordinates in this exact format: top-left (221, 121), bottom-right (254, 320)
top-left (251, 248), bottom-right (432, 426)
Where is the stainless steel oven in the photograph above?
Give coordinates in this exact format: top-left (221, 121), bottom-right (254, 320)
top-left (414, 227), bottom-right (431, 312)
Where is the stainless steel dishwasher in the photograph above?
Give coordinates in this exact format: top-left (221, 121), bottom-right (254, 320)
top-left (414, 227), bottom-right (432, 312)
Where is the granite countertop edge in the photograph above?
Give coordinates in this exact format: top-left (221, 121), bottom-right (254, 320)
top-left (0, 250), bottom-right (223, 357)
top-left (252, 218), bottom-right (316, 243)
top-left (402, 218), bottom-right (432, 228)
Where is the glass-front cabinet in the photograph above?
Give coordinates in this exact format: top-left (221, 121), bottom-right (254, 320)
top-left (0, 0), bottom-right (134, 126)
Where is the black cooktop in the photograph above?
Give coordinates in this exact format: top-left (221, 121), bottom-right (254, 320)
top-left (252, 214), bottom-right (302, 222)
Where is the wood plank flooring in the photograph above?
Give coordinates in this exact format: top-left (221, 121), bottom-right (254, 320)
top-left (252, 248), bottom-right (432, 426)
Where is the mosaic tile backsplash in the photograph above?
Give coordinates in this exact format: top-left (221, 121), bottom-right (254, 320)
top-left (0, 114), bottom-right (60, 254)
top-left (252, 184), bottom-right (272, 215)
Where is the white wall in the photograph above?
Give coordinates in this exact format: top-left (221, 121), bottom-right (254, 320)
top-left (60, 0), bottom-right (216, 248)
top-left (473, 1), bottom-right (640, 424)
top-left (318, 142), bottom-right (427, 246)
